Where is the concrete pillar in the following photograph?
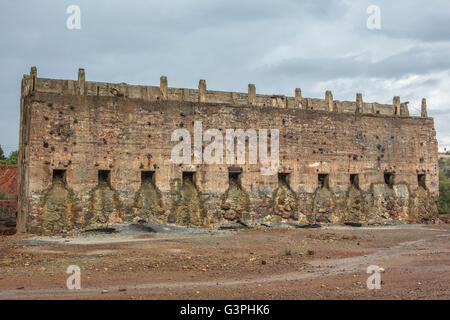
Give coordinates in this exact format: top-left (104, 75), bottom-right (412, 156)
top-left (295, 88), bottom-right (302, 108)
top-left (160, 76), bottom-right (168, 100)
top-left (30, 66), bottom-right (37, 92)
top-left (400, 102), bottom-right (410, 116)
top-left (78, 68), bottom-right (85, 96)
top-left (356, 93), bottom-right (363, 114)
top-left (421, 98), bottom-right (428, 117)
top-left (181, 88), bottom-right (189, 102)
top-left (393, 96), bottom-right (400, 116)
top-left (248, 84), bottom-right (256, 105)
top-left (231, 92), bottom-right (238, 105)
top-left (306, 98), bottom-right (312, 110)
top-left (325, 90), bottom-right (333, 112)
top-left (199, 79), bottom-right (206, 103)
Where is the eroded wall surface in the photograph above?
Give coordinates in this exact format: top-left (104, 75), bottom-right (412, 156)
top-left (17, 69), bottom-right (439, 234)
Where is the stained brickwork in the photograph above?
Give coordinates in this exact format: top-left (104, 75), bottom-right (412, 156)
top-left (17, 68), bottom-right (439, 234)
top-left (0, 165), bottom-right (17, 228)
top-left (0, 165), bottom-right (17, 195)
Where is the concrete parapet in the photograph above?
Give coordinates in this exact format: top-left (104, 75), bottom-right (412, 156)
top-left (22, 67), bottom-right (425, 118)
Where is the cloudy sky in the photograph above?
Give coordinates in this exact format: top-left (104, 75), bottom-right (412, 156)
top-left (1, 0), bottom-right (449, 155)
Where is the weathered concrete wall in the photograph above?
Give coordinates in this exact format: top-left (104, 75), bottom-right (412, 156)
top-left (17, 68), bottom-right (439, 234)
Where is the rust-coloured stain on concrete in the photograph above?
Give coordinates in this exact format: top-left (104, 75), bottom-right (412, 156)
top-left (0, 165), bottom-right (17, 195)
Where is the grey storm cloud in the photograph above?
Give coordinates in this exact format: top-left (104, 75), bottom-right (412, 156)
top-left (373, 0), bottom-right (450, 42)
top-left (266, 45), bottom-right (450, 80)
top-left (0, 0), bottom-right (450, 155)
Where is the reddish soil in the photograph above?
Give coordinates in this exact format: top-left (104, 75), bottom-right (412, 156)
top-left (0, 224), bottom-right (449, 300)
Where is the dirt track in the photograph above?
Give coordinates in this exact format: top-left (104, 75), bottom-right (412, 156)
top-left (0, 224), bottom-right (449, 300)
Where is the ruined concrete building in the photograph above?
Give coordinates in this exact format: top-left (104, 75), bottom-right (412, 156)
top-left (17, 67), bottom-right (439, 234)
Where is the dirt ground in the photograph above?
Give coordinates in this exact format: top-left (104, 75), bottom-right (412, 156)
top-left (0, 224), bottom-right (449, 300)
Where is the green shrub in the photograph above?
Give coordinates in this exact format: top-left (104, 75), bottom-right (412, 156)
top-left (0, 150), bottom-right (18, 165)
top-left (438, 171), bottom-right (450, 213)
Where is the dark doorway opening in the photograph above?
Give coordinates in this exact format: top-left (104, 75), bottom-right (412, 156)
top-left (98, 170), bottom-right (111, 186)
top-left (278, 173), bottom-right (291, 186)
top-left (52, 169), bottom-right (67, 184)
top-left (350, 174), bottom-right (359, 189)
top-left (182, 171), bottom-right (196, 186)
top-left (141, 171), bottom-right (155, 184)
top-left (418, 174), bottom-right (427, 189)
top-left (318, 174), bottom-right (329, 189)
top-left (228, 167), bottom-right (243, 187)
top-left (384, 172), bottom-right (394, 187)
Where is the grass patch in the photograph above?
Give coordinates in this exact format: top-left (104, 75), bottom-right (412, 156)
top-left (284, 243), bottom-right (301, 256)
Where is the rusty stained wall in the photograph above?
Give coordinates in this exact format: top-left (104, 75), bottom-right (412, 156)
top-left (17, 71), bottom-right (439, 234)
top-left (0, 165), bottom-right (18, 227)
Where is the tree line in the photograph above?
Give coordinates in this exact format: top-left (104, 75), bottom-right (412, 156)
top-left (0, 145), bottom-right (18, 165)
